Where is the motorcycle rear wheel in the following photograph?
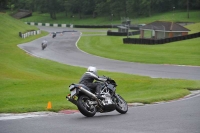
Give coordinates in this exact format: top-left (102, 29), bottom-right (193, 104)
top-left (115, 94), bottom-right (128, 114)
top-left (77, 95), bottom-right (96, 117)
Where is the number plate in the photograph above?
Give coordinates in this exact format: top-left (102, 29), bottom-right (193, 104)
top-left (71, 89), bottom-right (76, 97)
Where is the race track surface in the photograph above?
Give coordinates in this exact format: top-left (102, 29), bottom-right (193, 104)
top-left (1, 94), bottom-right (200, 133)
top-left (18, 26), bottom-right (200, 80)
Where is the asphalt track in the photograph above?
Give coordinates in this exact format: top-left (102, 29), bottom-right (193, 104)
top-left (18, 26), bottom-right (200, 80)
top-left (1, 94), bottom-right (200, 133)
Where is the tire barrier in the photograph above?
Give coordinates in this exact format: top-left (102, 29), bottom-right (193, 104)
top-left (25, 22), bottom-right (70, 28)
top-left (19, 28), bottom-right (77, 39)
top-left (25, 22), bottom-right (141, 29)
top-left (107, 31), bottom-right (140, 36)
top-left (19, 30), bottom-right (41, 39)
top-left (26, 22), bottom-right (113, 28)
top-left (123, 32), bottom-right (200, 45)
top-left (74, 25), bottom-right (112, 28)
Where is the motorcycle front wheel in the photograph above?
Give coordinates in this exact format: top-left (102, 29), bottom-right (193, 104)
top-left (114, 94), bottom-right (128, 114)
top-left (77, 95), bottom-right (96, 117)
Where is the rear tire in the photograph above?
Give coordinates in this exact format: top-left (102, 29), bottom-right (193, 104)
top-left (77, 95), bottom-right (96, 117)
top-left (114, 94), bottom-right (128, 114)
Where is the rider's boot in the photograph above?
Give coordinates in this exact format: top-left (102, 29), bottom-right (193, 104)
top-left (96, 85), bottom-right (104, 100)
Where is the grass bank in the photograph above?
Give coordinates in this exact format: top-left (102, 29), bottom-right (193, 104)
top-left (1, 14), bottom-right (200, 113)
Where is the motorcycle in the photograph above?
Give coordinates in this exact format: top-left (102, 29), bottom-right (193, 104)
top-left (41, 43), bottom-right (47, 50)
top-left (66, 76), bottom-right (128, 117)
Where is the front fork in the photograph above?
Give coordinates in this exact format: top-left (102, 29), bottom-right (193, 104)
top-left (113, 94), bottom-right (121, 103)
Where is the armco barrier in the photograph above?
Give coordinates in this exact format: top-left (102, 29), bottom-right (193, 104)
top-left (123, 32), bottom-right (200, 45)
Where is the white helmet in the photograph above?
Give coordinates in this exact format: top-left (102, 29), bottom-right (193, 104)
top-left (87, 66), bottom-right (97, 74)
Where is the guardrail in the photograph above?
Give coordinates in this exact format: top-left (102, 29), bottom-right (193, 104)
top-left (123, 32), bottom-right (200, 45)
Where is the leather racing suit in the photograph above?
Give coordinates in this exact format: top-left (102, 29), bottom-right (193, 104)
top-left (79, 71), bottom-right (106, 96)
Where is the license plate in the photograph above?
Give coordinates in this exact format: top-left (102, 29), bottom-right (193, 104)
top-left (71, 89), bottom-right (76, 97)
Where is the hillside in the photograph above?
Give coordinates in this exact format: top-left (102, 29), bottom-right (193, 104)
top-left (0, 13), bottom-right (38, 44)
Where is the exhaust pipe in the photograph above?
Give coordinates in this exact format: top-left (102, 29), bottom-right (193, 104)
top-left (79, 87), bottom-right (97, 99)
top-left (79, 87), bottom-right (102, 106)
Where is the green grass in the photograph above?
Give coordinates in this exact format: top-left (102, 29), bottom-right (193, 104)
top-left (78, 23), bottom-right (200, 66)
top-left (185, 23), bottom-right (200, 34)
top-left (22, 10), bottom-right (200, 24)
top-left (134, 10), bottom-right (200, 24)
top-left (1, 13), bottom-right (200, 113)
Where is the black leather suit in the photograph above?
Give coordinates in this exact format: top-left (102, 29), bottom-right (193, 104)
top-left (79, 71), bottom-right (106, 95)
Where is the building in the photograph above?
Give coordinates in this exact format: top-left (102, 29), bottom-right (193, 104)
top-left (140, 21), bottom-right (190, 39)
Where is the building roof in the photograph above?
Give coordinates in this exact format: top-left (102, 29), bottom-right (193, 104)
top-left (140, 21), bottom-right (190, 32)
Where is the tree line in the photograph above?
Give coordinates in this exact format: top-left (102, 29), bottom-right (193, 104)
top-left (1, 0), bottom-right (200, 19)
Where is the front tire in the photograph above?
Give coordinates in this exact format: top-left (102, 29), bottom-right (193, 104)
top-left (114, 94), bottom-right (128, 114)
top-left (77, 95), bottom-right (96, 117)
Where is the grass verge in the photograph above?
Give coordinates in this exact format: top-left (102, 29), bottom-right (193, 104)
top-left (78, 23), bottom-right (200, 66)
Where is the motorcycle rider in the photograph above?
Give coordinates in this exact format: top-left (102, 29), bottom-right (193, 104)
top-left (41, 39), bottom-right (48, 50)
top-left (79, 66), bottom-right (107, 100)
top-left (52, 32), bottom-right (56, 38)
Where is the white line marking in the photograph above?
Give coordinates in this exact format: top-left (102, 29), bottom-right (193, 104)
top-left (0, 112), bottom-right (57, 121)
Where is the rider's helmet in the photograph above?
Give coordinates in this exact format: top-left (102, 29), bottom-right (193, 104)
top-left (87, 66), bottom-right (97, 74)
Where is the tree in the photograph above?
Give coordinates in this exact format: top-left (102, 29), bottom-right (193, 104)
top-left (126, 0), bottom-right (141, 17)
top-left (108, 0), bottom-right (128, 18)
top-left (94, 0), bottom-right (110, 16)
top-left (0, 0), bottom-right (7, 10)
top-left (2, 0), bottom-right (200, 20)
top-left (187, 0), bottom-right (190, 18)
top-left (63, 0), bottom-right (70, 16)
top-left (65, 0), bottom-right (83, 19)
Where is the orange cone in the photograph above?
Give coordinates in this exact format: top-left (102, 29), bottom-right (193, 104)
top-left (47, 101), bottom-right (52, 109)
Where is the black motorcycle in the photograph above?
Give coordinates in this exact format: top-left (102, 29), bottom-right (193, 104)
top-left (66, 76), bottom-right (128, 117)
top-left (52, 32), bottom-right (56, 38)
